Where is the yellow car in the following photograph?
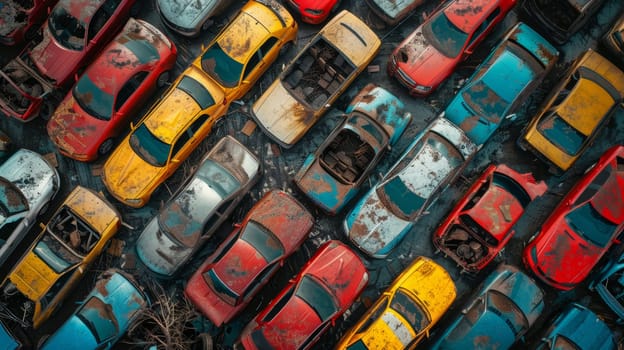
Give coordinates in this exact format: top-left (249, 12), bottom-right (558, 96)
top-left (103, 0), bottom-right (296, 208)
top-left (0, 186), bottom-right (120, 329)
top-left (519, 49), bottom-right (624, 173)
top-left (336, 256), bottom-right (456, 350)
top-left (252, 10), bottom-right (381, 148)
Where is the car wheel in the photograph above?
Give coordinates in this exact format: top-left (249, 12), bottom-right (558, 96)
top-left (98, 138), bottom-right (114, 156)
top-left (157, 71), bottom-right (170, 88)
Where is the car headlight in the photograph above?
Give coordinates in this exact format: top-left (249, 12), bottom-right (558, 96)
top-left (305, 8), bottom-right (323, 15)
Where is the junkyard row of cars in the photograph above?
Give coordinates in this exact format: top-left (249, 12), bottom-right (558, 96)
top-left (0, 0), bottom-right (623, 349)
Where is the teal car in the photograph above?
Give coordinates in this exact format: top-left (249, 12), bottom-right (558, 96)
top-left (444, 22), bottom-right (558, 147)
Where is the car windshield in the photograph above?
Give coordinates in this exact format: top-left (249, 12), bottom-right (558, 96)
top-left (33, 233), bottom-right (80, 274)
top-left (537, 113), bottom-right (585, 156)
top-left (462, 80), bottom-right (509, 121)
top-left (77, 297), bottom-right (118, 343)
top-left (378, 175), bottom-right (426, 219)
top-left (565, 202), bottom-right (618, 247)
top-left (0, 177), bottom-right (28, 218)
top-left (241, 221), bottom-right (284, 262)
top-left (177, 76), bottom-right (216, 109)
top-left (423, 11), bottom-right (468, 58)
top-left (201, 42), bottom-right (243, 88)
top-left (73, 75), bottom-right (114, 120)
top-left (487, 290), bottom-right (528, 335)
top-left (48, 6), bottom-right (85, 51)
top-left (129, 124), bottom-right (170, 167)
top-left (200, 160), bottom-right (241, 197)
top-left (296, 275), bottom-right (339, 322)
top-left (390, 290), bottom-right (429, 332)
top-left (203, 268), bottom-right (238, 305)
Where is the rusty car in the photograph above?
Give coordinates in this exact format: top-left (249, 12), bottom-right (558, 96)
top-left (285, 0), bottom-right (342, 24)
top-left (364, 0), bottom-right (425, 26)
top-left (0, 148), bottom-right (60, 268)
top-left (388, 0), bottom-right (516, 96)
top-left (523, 145), bottom-right (624, 290)
top-left (433, 164), bottom-right (547, 273)
top-left (0, 185), bottom-right (121, 329)
top-left (603, 13), bottom-right (624, 65)
top-left (344, 117), bottom-right (477, 259)
top-left (590, 248), bottom-right (624, 323)
top-left (430, 264), bottom-right (545, 350)
top-left (0, 0), bottom-right (138, 122)
top-left (336, 256), bottom-right (456, 350)
top-left (236, 240), bottom-right (368, 350)
top-left (0, 0), bottom-right (58, 46)
top-left (518, 49), bottom-right (624, 174)
top-left (444, 22), bottom-right (559, 147)
top-left (184, 190), bottom-right (313, 326)
top-left (46, 17), bottom-right (178, 162)
top-left (39, 268), bottom-right (150, 350)
top-left (533, 303), bottom-right (617, 350)
top-left (521, 0), bottom-right (607, 45)
top-left (155, 0), bottom-right (230, 37)
top-left (293, 83), bottom-right (412, 215)
top-left (135, 136), bottom-right (261, 278)
top-left (251, 10), bottom-right (381, 148)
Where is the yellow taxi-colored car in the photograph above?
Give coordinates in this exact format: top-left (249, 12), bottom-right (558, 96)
top-left (335, 256), bottom-right (456, 350)
top-left (519, 49), bottom-right (624, 173)
top-left (0, 186), bottom-right (121, 329)
top-left (102, 0), bottom-right (297, 208)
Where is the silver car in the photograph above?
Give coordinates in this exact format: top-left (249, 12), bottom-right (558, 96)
top-left (0, 148), bottom-right (60, 267)
top-left (344, 117), bottom-right (477, 258)
top-left (135, 136), bottom-right (261, 277)
top-left (156, 0), bottom-right (231, 37)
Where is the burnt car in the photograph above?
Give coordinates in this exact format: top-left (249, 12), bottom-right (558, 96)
top-left (237, 240), bottom-right (368, 350)
top-left (251, 10), bottom-right (381, 148)
top-left (294, 84), bottom-right (412, 215)
top-left (0, 0), bottom-right (138, 122)
top-left (184, 190), bottom-right (313, 327)
top-left (0, 0), bottom-right (58, 46)
top-left (521, 0), bottom-right (606, 45)
top-left (364, 0), bottom-right (425, 26)
top-left (39, 269), bottom-right (150, 350)
top-left (590, 249), bottom-right (624, 323)
top-left (156, 0), bottom-right (230, 37)
top-left (430, 264), bottom-right (545, 350)
top-left (0, 148), bottom-right (60, 268)
top-left (344, 117), bottom-right (478, 259)
top-left (47, 17), bottom-right (177, 162)
top-left (135, 136), bottom-right (261, 278)
top-left (388, 0), bottom-right (516, 96)
top-left (523, 145), bottom-right (624, 290)
top-left (433, 164), bottom-right (547, 273)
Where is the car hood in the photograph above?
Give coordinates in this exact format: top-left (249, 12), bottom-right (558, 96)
top-left (531, 223), bottom-right (602, 287)
top-left (295, 158), bottom-right (355, 214)
top-left (30, 28), bottom-right (80, 85)
top-left (157, 0), bottom-right (220, 28)
top-left (252, 79), bottom-right (315, 147)
top-left (40, 316), bottom-right (98, 350)
top-left (465, 185), bottom-right (523, 241)
top-left (136, 218), bottom-right (193, 277)
top-left (0, 149), bottom-right (58, 209)
top-left (103, 141), bottom-right (164, 202)
top-left (439, 309), bottom-right (517, 349)
top-left (47, 96), bottom-right (108, 158)
top-left (346, 189), bottom-right (412, 258)
top-left (395, 28), bottom-right (454, 87)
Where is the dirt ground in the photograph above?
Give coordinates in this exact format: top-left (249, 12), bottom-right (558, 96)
top-left (0, 0), bottom-right (623, 348)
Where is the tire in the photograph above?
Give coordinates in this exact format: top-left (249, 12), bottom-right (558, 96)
top-left (157, 71), bottom-right (170, 88)
top-left (98, 138), bottom-right (114, 156)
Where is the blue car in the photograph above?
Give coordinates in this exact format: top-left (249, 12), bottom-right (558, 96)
top-left (534, 303), bottom-right (617, 350)
top-left (40, 269), bottom-right (150, 350)
top-left (294, 83), bottom-right (412, 215)
top-left (590, 250), bottom-right (624, 323)
top-left (431, 264), bottom-right (545, 350)
top-left (0, 319), bottom-right (23, 350)
top-left (444, 22), bottom-right (558, 147)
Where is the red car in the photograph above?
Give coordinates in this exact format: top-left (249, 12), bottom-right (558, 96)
top-left (523, 145), bottom-right (624, 290)
top-left (433, 164), bottom-right (547, 272)
top-left (184, 190), bottom-right (313, 327)
top-left (388, 0), bottom-right (516, 96)
top-left (285, 0), bottom-right (341, 24)
top-left (46, 17), bottom-right (177, 162)
top-left (237, 240), bottom-right (368, 350)
top-left (0, 0), bottom-right (58, 45)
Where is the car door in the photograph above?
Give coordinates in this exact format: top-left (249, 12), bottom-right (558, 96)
top-left (238, 36), bottom-right (279, 100)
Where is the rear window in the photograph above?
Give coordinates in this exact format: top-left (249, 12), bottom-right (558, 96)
top-left (537, 114), bottom-right (586, 155)
top-left (177, 76), bottom-right (215, 109)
